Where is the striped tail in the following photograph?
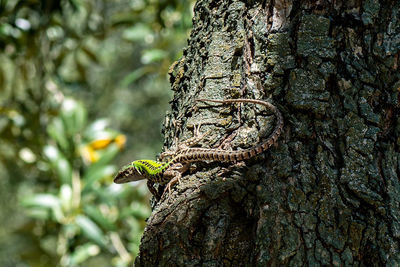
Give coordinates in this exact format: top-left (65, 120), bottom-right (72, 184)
top-left (169, 98), bottom-right (283, 164)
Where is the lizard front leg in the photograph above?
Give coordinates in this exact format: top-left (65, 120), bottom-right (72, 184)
top-left (147, 180), bottom-right (161, 200)
top-left (160, 163), bottom-right (190, 198)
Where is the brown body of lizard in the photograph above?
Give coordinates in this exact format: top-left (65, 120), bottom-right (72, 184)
top-left (169, 98), bottom-right (283, 164)
top-left (114, 98), bottom-right (283, 198)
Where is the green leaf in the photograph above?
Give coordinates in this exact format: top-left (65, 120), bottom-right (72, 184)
top-left (81, 45), bottom-right (99, 64)
top-left (56, 157), bottom-right (73, 185)
top-left (84, 119), bottom-right (109, 138)
top-left (47, 118), bottom-right (69, 151)
top-left (68, 0), bottom-right (82, 11)
top-left (122, 24), bottom-right (152, 42)
top-left (0, 23), bottom-right (14, 38)
top-left (73, 100), bottom-right (87, 133)
top-left (44, 145), bottom-right (72, 185)
top-left (21, 193), bottom-right (60, 209)
top-left (75, 215), bottom-right (107, 248)
top-left (59, 184), bottom-right (72, 212)
top-left (61, 98), bottom-right (87, 136)
top-left (120, 67), bottom-right (147, 87)
top-left (82, 164), bottom-right (116, 193)
top-left (93, 143), bottom-right (120, 166)
top-left (141, 49), bottom-right (167, 64)
top-left (82, 143), bottom-right (120, 190)
top-left (126, 217), bottom-right (141, 239)
top-left (120, 202), bottom-right (151, 220)
top-left (84, 205), bottom-right (116, 231)
top-left (21, 194), bottom-right (64, 222)
top-left (44, 145), bottom-right (60, 162)
top-left (25, 207), bottom-right (51, 220)
top-left (68, 243), bottom-right (100, 265)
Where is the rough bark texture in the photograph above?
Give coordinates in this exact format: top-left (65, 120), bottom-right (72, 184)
top-left (136, 0), bottom-right (400, 266)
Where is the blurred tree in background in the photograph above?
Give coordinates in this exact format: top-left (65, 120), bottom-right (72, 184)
top-left (0, 0), bottom-right (194, 265)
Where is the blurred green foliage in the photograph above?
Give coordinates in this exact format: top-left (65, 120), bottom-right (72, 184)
top-left (20, 98), bottom-right (151, 266)
top-left (0, 0), bottom-right (194, 265)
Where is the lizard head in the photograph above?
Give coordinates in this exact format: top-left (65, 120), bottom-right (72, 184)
top-left (113, 161), bottom-right (146, 184)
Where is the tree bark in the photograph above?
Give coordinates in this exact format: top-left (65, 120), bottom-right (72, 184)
top-left (136, 0), bottom-right (400, 266)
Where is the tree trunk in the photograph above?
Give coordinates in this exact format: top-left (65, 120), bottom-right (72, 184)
top-left (135, 0), bottom-right (400, 266)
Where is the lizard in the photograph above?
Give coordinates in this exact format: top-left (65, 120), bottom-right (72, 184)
top-left (113, 98), bottom-right (284, 199)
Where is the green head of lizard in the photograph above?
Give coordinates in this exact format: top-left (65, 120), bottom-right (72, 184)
top-left (113, 160), bottom-right (166, 184)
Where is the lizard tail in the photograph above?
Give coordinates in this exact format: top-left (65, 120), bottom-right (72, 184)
top-left (173, 98), bottom-right (284, 162)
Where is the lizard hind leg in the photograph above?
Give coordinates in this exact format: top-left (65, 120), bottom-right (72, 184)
top-left (178, 123), bottom-right (211, 150)
top-left (159, 135), bottom-right (180, 162)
